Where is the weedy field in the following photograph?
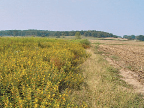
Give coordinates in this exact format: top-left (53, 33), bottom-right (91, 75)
top-left (92, 39), bottom-right (144, 84)
top-left (0, 37), bottom-right (144, 108)
top-left (0, 37), bottom-right (90, 107)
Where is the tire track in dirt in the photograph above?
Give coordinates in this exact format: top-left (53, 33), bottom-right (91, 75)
top-left (106, 57), bottom-right (144, 96)
top-left (90, 39), bottom-right (144, 97)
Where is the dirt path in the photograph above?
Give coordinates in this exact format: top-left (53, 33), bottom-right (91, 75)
top-left (82, 48), bottom-right (100, 107)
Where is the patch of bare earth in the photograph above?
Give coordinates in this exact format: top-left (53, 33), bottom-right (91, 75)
top-left (90, 39), bottom-right (144, 97)
top-left (106, 57), bottom-right (144, 96)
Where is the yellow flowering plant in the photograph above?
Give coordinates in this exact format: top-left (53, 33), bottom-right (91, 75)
top-left (0, 37), bottom-right (90, 107)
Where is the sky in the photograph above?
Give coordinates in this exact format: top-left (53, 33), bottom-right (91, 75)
top-left (0, 0), bottom-right (144, 36)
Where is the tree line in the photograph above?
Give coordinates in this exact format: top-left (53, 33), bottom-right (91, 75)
top-left (0, 29), bottom-right (119, 38)
top-left (123, 35), bottom-right (144, 41)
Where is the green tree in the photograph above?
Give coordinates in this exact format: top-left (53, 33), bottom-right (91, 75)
top-left (136, 35), bottom-right (144, 41)
top-left (75, 32), bottom-right (81, 39)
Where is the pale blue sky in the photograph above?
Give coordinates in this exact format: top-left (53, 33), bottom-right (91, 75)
top-left (0, 0), bottom-right (144, 36)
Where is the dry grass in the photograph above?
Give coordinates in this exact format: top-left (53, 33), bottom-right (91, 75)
top-left (91, 39), bottom-right (144, 84)
top-left (71, 45), bottom-right (144, 108)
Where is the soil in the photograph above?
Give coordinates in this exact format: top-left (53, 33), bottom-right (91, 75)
top-left (106, 57), bottom-right (144, 96)
top-left (90, 40), bottom-right (144, 97)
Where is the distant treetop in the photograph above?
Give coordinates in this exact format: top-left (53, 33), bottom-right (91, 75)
top-left (0, 30), bottom-right (119, 38)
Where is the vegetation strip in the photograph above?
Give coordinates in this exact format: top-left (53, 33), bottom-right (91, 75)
top-left (0, 37), bottom-right (90, 107)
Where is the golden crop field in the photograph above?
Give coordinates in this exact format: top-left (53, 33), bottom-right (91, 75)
top-left (92, 39), bottom-right (144, 83)
top-left (0, 37), bottom-right (90, 107)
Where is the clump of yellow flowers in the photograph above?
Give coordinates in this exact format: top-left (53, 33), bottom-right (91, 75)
top-left (0, 37), bottom-right (89, 107)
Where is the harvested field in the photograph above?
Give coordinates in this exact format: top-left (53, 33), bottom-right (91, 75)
top-left (90, 39), bottom-right (144, 84)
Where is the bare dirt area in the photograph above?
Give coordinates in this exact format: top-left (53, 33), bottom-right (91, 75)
top-left (90, 39), bottom-right (144, 96)
top-left (106, 57), bottom-right (144, 96)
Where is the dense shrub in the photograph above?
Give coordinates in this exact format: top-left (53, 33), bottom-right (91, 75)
top-left (80, 39), bottom-right (91, 48)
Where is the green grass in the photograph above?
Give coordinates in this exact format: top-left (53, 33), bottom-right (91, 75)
top-left (110, 55), bottom-right (120, 60)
